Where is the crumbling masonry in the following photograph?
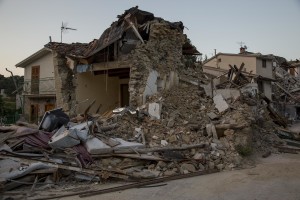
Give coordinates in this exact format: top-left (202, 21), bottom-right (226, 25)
top-left (46, 7), bottom-right (199, 115)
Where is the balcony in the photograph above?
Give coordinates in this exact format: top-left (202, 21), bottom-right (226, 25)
top-left (23, 77), bottom-right (56, 96)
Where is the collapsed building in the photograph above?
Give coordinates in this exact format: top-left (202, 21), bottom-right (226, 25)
top-left (3, 6), bottom-right (299, 199)
top-left (45, 6), bottom-right (200, 116)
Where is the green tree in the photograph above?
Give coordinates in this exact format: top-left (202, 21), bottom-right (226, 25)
top-left (0, 74), bottom-right (24, 97)
top-left (0, 95), bottom-right (4, 116)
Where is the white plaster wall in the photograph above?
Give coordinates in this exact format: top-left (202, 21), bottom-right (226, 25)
top-left (204, 55), bottom-right (257, 74)
top-left (76, 73), bottom-right (120, 114)
top-left (23, 52), bottom-right (54, 80)
top-left (143, 70), bottom-right (158, 104)
top-left (256, 59), bottom-right (273, 79)
top-left (142, 70), bottom-right (179, 104)
top-left (202, 66), bottom-right (227, 77)
top-left (263, 81), bottom-right (272, 100)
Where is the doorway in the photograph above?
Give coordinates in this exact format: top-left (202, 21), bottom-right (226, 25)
top-left (120, 84), bottom-right (129, 107)
top-left (30, 104), bottom-right (39, 123)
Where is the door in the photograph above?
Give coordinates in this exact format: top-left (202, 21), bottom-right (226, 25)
top-left (30, 104), bottom-right (39, 123)
top-left (120, 84), bottom-right (129, 107)
top-left (45, 104), bottom-right (55, 112)
top-left (31, 66), bottom-right (40, 94)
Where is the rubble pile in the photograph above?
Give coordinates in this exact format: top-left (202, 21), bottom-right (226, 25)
top-left (1, 67), bottom-right (299, 199)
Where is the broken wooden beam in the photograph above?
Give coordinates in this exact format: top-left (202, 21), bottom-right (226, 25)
top-left (32, 169), bottom-right (218, 199)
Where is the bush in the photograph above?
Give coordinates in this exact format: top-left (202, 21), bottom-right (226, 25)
top-left (236, 144), bottom-right (252, 157)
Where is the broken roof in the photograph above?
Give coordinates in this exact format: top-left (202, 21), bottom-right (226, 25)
top-left (44, 40), bottom-right (98, 57)
top-left (46, 7), bottom-right (200, 58)
top-left (82, 6), bottom-right (158, 58)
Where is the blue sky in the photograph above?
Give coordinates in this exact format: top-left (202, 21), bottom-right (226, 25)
top-left (0, 0), bottom-right (299, 77)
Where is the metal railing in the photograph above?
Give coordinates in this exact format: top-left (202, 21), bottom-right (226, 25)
top-left (23, 77), bottom-right (56, 95)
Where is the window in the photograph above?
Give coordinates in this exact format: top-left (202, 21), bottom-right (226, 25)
top-left (31, 66), bottom-right (40, 94)
top-left (262, 59), bottom-right (267, 68)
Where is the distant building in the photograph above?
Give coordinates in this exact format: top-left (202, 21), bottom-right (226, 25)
top-left (203, 47), bottom-right (274, 100)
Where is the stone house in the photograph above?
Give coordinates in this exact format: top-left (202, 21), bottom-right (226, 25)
top-left (203, 47), bottom-right (274, 100)
top-left (45, 6), bottom-right (200, 116)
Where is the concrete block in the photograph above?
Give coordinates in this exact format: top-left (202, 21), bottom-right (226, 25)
top-left (213, 94), bottom-right (229, 113)
top-left (148, 102), bottom-right (161, 120)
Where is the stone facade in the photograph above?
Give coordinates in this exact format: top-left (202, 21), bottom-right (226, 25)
top-left (53, 52), bottom-right (76, 116)
top-left (48, 8), bottom-right (196, 114)
top-left (128, 20), bottom-right (185, 107)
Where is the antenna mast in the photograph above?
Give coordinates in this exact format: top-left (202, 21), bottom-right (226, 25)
top-left (61, 21), bottom-right (77, 43)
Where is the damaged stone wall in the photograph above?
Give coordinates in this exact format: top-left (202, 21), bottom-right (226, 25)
top-left (53, 52), bottom-right (76, 115)
top-left (128, 20), bottom-right (185, 107)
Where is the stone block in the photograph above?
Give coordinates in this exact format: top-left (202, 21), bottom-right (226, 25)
top-left (180, 163), bottom-right (196, 173)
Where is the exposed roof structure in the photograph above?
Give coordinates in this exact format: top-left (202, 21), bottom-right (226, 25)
top-left (18, 6), bottom-right (200, 67)
top-left (46, 6), bottom-right (200, 58)
top-left (45, 40), bottom-right (98, 57)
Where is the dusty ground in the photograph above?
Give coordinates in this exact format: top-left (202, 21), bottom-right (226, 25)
top-left (54, 153), bottom-right (300, 200)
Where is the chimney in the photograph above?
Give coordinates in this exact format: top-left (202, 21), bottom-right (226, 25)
top-left (240, 47), bottom-right (246, 54)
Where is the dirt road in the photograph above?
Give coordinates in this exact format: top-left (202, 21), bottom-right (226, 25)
top-left (61, 153), bottom-right (300, 200)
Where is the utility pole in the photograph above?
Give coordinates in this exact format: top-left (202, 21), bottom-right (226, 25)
top-left (5, 68), bottom-right (23, 114)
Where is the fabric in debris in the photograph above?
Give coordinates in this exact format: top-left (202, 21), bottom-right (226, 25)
top-left (73, 144), bottom-right (93, 167)
top-left (24, 131), bottom-right (54, 149)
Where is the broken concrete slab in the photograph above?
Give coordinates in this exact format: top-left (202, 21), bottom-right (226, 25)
top-left (213, 94), bottom-right (229, 113)
top-left (148, 102), bottom-right (161, 120)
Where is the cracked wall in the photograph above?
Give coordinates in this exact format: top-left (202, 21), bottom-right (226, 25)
top-left (53, 52), bottom-right (76, 116)
top-left (128, 20), bottom-right (185, 107)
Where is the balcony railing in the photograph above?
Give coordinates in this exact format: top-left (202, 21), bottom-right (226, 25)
top-left (23, 77), bottom-right (56, 95)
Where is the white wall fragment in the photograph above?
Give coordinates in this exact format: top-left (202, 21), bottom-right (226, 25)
top-left (213, 94), bottom-right (229, 113)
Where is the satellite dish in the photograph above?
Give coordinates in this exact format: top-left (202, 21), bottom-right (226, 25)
top-left (60, 21), bottom-right (77, 43)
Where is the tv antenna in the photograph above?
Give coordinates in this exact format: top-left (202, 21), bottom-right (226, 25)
top-left (237, 41), bottom-right (248, 49)
top-left (61, 21), bottom-right (77, 43)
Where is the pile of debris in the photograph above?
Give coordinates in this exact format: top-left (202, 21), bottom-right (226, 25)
top-left (1, 68), bottom-right (300, 199)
